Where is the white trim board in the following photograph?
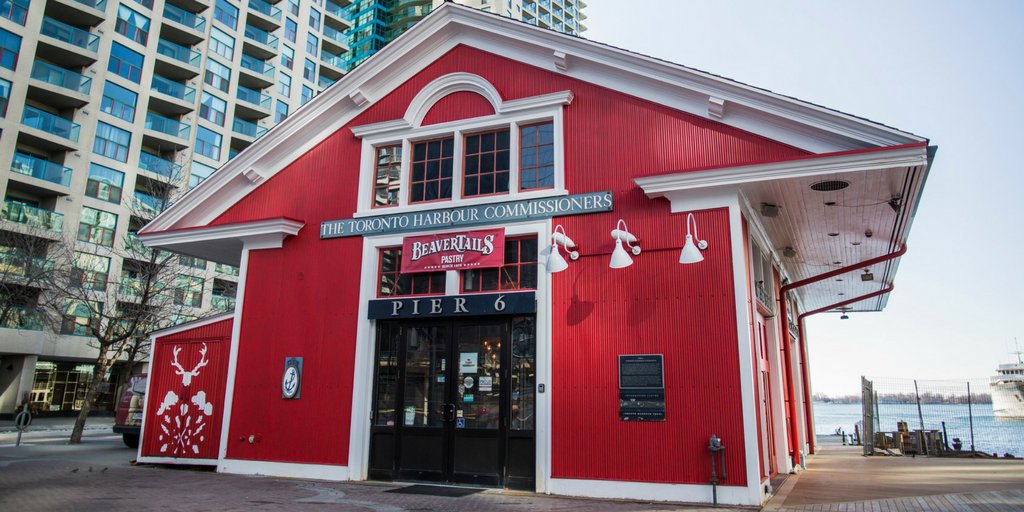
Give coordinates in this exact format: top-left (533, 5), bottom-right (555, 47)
top-left (141, 3), bottom-right (925, 236)
top-left (548, 478), bottom-right (760, 507)
top-left (218, 459), bottom-right (351, 481)
top-left (137, 456), bottom-right (218, 466)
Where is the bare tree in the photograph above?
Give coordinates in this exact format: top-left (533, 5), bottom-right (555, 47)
top-left (45, 153), bottom-right (208, 444)
top-left (0, 221), bottom-right (66, 331)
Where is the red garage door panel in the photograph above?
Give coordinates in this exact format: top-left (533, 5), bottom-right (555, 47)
top-left (142, 334), bottom-right (230, 461)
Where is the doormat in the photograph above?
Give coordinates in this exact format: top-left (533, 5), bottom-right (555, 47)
top-left (386, 484), bottom-right (485, 497)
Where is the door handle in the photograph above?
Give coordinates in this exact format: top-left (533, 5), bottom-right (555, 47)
top-left (443, 403), bottom-right (456, 422)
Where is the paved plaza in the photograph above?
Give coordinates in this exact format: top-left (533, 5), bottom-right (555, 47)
top-left (3, 419), bottom-right (1024, 511)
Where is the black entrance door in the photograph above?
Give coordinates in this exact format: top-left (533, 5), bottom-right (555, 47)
top-left (368, 317), bottom-right (535, 489)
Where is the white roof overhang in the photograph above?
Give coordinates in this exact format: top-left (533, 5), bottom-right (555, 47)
top-left (140, 2), bottom-right (926, 245)
top-left (138, 217), bottom-right (304, 266)
top-left (636, 144), bottom-right (935, 315)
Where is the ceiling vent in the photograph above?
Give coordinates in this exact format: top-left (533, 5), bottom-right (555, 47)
top-left (810, 180), bottom-right (850, 192)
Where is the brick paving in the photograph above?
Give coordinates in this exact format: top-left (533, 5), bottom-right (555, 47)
top-left (4, 426), bottom-right (1024, 511)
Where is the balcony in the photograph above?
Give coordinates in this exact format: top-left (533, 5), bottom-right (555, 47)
top-left (132, 191), bottom-right (164, 218)
top-left (239, 53), bottom-right (275, 89)
top-left (0, 306), bottom-right (45, 331)
top-left (155, 38), bottom-right (201, 79)
top-left (149, 74), bottom-right (197, 115)
top-left (20, 105), bottom-right (81, 151)
top-left (214, 262), bottom-right (239, 276)
top-left (138, 150), bottom-right (183, 180)
top-left (242, 24), bottom-right (278, 59)
top-left (0, 252), bottom-right (54, 279)
top-left (318, 75), bottom-right (335, 90)
top-left (235, 85), bottom-right (272, 119)
top-left (27, 60), bottom-right (92, 109)
top-left (37, 17), bottom-right (100, 67)
top-left (319, 51), bottom-right (345, 80)
top-left (1, 200), bottom-right (64, 233)
top-left (321, 25), bottom-right (349, 54)
top-left (0, 0), bottom-right (28, 25)
top-left (10, 152), bottom-right (73, 188)
top-left (143, 112), bottom-right (191, 150)
top-left (246, 0), bottom-right (282, 31)
top-left (166, 0), bottom-right (209, 13)
top-left (161, 3), bottom-right (207, 45)
top-left (44, 0), bottom-right (107, 26)
top-left (211, 295), bottom-right (236, 310)
top-left (124, 232), bottom-right (169, 260)
top-left (232, 117), bottom-right (267, 142)
top-left (119, 275), bottom-right (145, 296)
top-left (324, 0), bottom-right (353, 30)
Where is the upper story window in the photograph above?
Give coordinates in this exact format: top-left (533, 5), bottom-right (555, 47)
top-left (463, 128), bottom-right (510, 197)
top-left (214, 0), bottom-right (239, 29)
top-left (78, 207), bottom-right (118, 246)
top-left (108, 43), bottom-right (143, 83)
top-left (115, 5), bottom-right (151, 45)
top-left (209, 27), bottom-right (235, 60)
top-left (409, 138), bottom-right (453, 203)
top-left (351, 74), bottom-right (570, 216)
top-left (461, 236), bottom-right (537, 293)
top-left (101, 81), bottom-right (138, 122)
top-left (204, 58), bottom-right (231, 92)
top-left (0, 27), bottom-right (21, 71)
top-left (377, 247), bottom-right (445, 297)
top-left (86, 164), bottom-right (124, 203)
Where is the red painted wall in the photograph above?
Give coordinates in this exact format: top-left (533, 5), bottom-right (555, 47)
top-left (142, 319), bottom-right (232, 460)
top-left (209, 45), bottom-right (806, 479)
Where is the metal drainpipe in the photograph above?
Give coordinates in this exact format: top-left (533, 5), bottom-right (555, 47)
top-left (777, 245), bottom-right (906, 469)
top-left (797, 284), bottom-right (896, 456)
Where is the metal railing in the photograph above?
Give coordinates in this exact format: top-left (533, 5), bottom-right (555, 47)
top-left (0, 251), bottom-right (54, 276)
top-left (72, 0), bottom-right (107, 10)
top-left (244, 24), bottom-right (279, 49)
top-left (157, 38), bottom-right (201, 67)
top-left (21, 105), bottom-right (81, 142)
top-left (144, 112), bottom-right (191, 139)
top-left (151, 74), bottom-right (196, 103)
top-left (0, 306), bottom-right (44, 331)
top-left (248, 0), bottom-right (282, 20)
top-left (214, 262), bottom-right (239, 276)
top-left (10, 152), bottom-right (73, 187)
top-left (138, 151), bottom-right (181, 178)
top-left (321, 51), bottom-right (344, 69)
top-left (30, 60), bottom-right (92, 94)
top-left (40, 17), bottom-right (100, 52)
top-left (240, 53), bottom-right (275, 78)
top-left (164, 3), bottom-right (207, 31)
top-left (232, 118), bottom-right (267, 138)
top-left (236, 85), bottom-right (271, 109)
top-left (0, 200), bottom-right (64, 232)
top-left (211, 295), bottom-right (236, 310)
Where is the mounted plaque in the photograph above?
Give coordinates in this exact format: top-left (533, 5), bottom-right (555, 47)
top-left (619, 354), bottom-right (665, 421)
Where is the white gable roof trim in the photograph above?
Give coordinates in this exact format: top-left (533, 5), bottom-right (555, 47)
top-left (142, 3), bottom-right (926, 236)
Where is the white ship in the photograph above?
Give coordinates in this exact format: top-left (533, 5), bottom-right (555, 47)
top-left (991, 347), bottom-right (1024, 418)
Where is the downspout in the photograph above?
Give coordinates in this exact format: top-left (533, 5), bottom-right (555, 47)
top-left (777, 244), bottom-right (906, 468)
top-left (797, 284), bottom-right (895, 455)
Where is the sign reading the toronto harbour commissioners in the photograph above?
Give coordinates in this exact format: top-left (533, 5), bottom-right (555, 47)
top-left (320, 191), bottom-right (613, 238)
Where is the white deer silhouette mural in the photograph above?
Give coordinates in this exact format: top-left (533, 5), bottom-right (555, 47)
top-left (156, 343), bottom-right (216, 457)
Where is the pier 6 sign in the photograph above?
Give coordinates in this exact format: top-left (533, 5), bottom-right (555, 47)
top-left (320, 191), bottom-right (613, 238)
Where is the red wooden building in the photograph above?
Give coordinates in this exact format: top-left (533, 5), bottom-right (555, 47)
top-left (135, 4), bottom-right (933, 506)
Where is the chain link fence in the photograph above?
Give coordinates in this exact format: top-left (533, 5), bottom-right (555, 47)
top-left (859, 376), bottom-right (1024, 457)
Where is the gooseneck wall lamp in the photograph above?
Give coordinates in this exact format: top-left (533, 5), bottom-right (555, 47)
top-left (546, 225), bottom-right (578, 273)
top-left (679, 212), bottom-right (709, 264)
top-left (609, 219), bottom-right (641, 269)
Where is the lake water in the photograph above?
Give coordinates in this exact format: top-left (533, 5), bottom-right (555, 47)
top-left (814, 401), bottom-right (1024, 457)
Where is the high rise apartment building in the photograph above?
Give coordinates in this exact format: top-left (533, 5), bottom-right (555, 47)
top-left (0, 0), bottom-right (353, 416)
top-left (343, 0), bottom-right (587, 70)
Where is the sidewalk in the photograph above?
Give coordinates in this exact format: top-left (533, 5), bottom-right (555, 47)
top-left (767, 436), bottom-right (1024, 511)
top-left (0, 415), bottom-right (114, 434)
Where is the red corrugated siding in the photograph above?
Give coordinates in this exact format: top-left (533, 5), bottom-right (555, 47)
top-left (142, 319), bottom-right (232, 460)
top-left (205, 45), bottom-right (805, 478)
top-left (421, 91), bottom-right (495, 126)
top-left (551, 207), bottom-right (748, 485)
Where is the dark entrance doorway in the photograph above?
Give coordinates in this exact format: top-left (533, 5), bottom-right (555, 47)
top-left (368, 316), bottom-right (536, 489)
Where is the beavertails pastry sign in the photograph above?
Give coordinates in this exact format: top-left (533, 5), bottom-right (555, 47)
top-left (401, 229), bottom-right (505, 273)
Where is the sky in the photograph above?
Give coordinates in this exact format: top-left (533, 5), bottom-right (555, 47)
top-left (584, 0), bottom-right (1024, 395)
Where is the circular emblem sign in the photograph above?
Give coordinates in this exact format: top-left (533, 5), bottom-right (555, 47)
top-left (282, 363), bottom-right (301, 399)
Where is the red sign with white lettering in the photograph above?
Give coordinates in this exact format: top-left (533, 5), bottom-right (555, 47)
top-left (401, 229), bottom-right (505, 273)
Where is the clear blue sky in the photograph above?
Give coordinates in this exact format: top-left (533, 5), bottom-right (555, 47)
top-left (585, 0), bottom-right (1024, 395)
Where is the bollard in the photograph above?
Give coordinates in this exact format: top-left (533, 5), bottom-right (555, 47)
top-left (14, 403), bottom-right (31, 447)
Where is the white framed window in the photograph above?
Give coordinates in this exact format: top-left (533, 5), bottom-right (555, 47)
top-left (350, 74), bottom-right (571, 217)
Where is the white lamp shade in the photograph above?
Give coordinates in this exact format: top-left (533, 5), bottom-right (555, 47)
top-left (679, 234), bottom-right (704, 264)
top-left (609, 239), bottom-right (634, 268)
top-left (547, 244), bottom-right (569, 273)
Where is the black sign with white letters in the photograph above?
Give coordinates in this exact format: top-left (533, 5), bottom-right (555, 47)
top-left (367, 292), bottom-right (535, 319)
